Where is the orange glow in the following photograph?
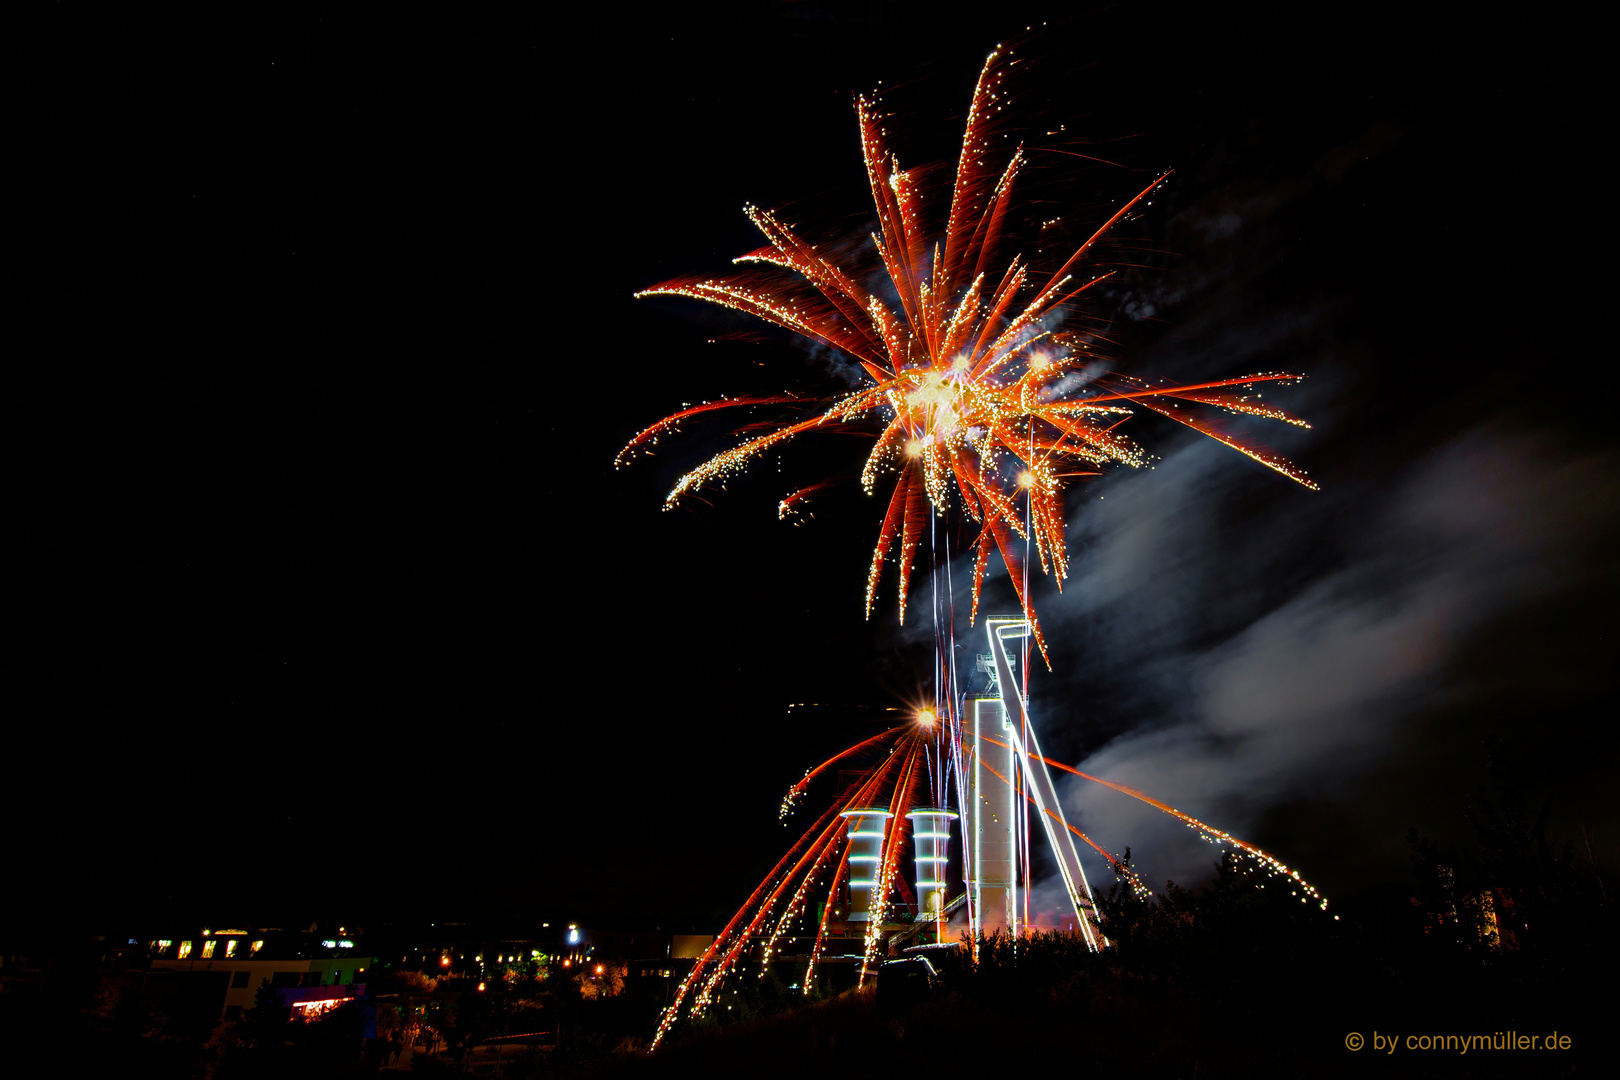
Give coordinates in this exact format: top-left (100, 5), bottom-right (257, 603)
top-left (291, 999), bottom-right (345, 1020)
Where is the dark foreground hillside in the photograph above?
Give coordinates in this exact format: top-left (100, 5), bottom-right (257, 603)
top-left (601, 840), bottom-right (1608, 1080)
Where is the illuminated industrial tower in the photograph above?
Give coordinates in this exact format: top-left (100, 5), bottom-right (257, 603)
top-left (957, 618), bottom-right (1103, 949)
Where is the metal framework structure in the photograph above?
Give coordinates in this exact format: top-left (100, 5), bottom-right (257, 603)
top-left (955, 617), bottom-right (1102, 950)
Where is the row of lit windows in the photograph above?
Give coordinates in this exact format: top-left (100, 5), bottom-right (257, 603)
top-left (431, 948), bottom-right (554, 968)
top-left (154, 939), bottom-right (266, 960)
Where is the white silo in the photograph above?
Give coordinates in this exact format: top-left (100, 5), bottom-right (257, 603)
top-left (906, 807), bottom-right (956, 929)
top-left (839, 807), bottom-right (893, 923)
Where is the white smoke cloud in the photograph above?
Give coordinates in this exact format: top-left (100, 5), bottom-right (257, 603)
top-left (1053, 424), bottom-right (1619, 890)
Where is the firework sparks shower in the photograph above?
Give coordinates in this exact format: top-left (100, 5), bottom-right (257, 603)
top-left (622, 44), bottom-right (1316, 659)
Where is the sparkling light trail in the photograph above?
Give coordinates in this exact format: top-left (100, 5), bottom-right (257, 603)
top-left (984, 734), bottom-right (1331, 911)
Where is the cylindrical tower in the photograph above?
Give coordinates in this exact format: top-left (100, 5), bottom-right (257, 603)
top-left (906, 807), bottom-right (957, 929)
top-left (839, 807), bottom-right (892, 923)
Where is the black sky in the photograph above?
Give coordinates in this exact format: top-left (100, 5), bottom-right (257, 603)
top-left (10, 3), bottom-right (1615, 935)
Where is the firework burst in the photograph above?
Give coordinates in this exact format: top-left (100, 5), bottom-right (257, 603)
top-left (623, 46), bottom-right (1316, 659)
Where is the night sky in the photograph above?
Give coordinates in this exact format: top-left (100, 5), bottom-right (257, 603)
top-left (11, 4), bottom-right (1615, 936)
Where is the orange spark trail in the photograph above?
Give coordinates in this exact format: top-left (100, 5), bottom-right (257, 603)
top-left (973, 753), bottom-right (1112, 871)
top-left (780, 725), bottom-right (905, 818)
top-left (778, 480), bottom-right (838, 522)
top-left (971, 751), bottom-right (1151, 916)
top-left (983, 735), bottom-right (1330, 911)
top-left (615, 395), bottom-right (803, 466)
top-left (801, 844), bottom-right (851, 995)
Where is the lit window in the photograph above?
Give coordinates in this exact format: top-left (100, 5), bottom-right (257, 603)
top-left (202, 941), bottom-right (217, 959)
top-left (178, 941), bottom-right (193, 959)
top-left (251, 941), bottom-right (264, 955)
top-left (225, 940), bottom-right (238, 957)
